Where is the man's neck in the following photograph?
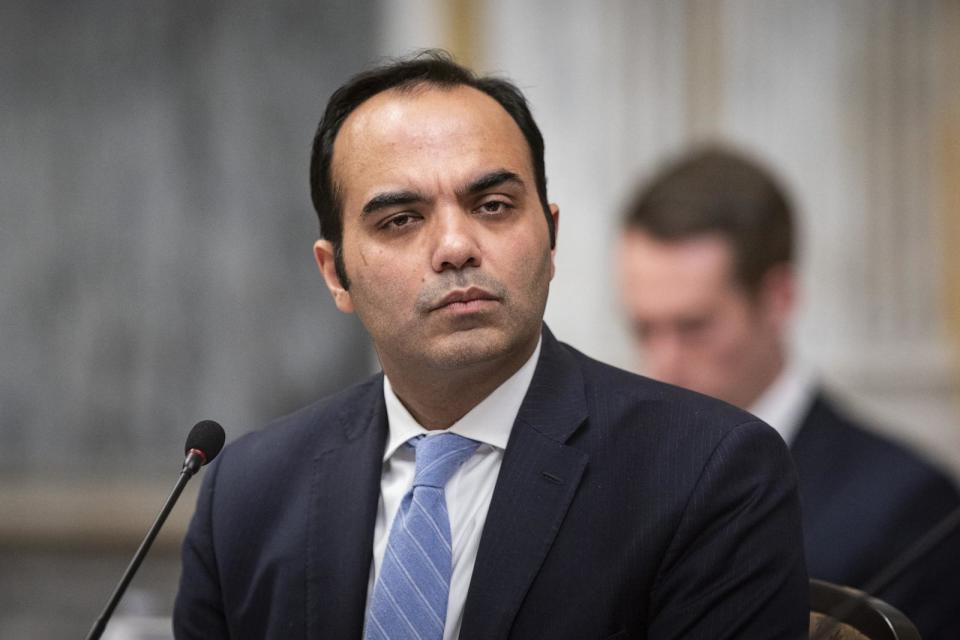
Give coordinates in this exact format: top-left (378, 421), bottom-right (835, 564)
top-left (382, 339), bottom-right (540, 430)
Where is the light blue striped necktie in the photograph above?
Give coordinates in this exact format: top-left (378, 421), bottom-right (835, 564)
top-left (365, 432), bottom-right (481, 640)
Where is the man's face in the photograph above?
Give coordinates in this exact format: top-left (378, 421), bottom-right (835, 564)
top-left (617, 230), bottom-right (789, 409)
top-left (315, 85), bottom-right (558, 379)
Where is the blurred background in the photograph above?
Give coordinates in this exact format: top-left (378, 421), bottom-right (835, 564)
top-left (2, 0), bottom-right (958, 637)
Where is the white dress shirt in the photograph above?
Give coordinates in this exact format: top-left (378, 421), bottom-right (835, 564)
top-left (365, 338), bottom-right (541, 640)
top-left (748, 359), bottom-right (816, 446)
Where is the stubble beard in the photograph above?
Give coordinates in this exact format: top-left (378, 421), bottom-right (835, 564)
top-left (414, 251), bottom-right (552, 373)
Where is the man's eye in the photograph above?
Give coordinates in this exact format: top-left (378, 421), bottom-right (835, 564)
top-left (477, 200), bottom-right (509, 215)
top-left (635, 323), bottom-right (652, 340)
top-left (383, 214), bottom-right (415, 229)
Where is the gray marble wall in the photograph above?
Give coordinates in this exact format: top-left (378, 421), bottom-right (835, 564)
top-left (1, 1), bottom-right (378, 636)
top-left (1, 0), bottom-right (378, 479)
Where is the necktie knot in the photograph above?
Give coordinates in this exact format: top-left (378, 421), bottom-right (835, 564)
top-left (411, 433), bottom-right (480, 489)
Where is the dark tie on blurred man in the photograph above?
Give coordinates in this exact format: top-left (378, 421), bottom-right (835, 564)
top-left (173, 53), bottom-right (808, 639)
top-left (617, 147), bottom-right (960, 639)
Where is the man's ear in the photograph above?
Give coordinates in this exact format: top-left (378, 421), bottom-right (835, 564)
top-left (548, 203), bottom-right (560, 278)
top-left (313, 239), bottom-right (354, 313)
top-left (548, 203), bottom-right (560, 247)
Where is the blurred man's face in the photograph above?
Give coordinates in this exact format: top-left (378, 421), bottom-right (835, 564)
top-left (617, 230), bottom-right (788, 409)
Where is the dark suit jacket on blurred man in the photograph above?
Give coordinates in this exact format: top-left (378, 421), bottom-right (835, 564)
top-left (791, 390), bottom-right (960, 637)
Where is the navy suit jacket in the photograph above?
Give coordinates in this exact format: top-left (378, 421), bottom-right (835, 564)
top-left (792, 393), bottom-right (960, 639)
top-left (174, 328), bottom-right (807, 639)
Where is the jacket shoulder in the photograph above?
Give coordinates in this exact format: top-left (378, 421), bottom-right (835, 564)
top-left (795, 392), bottom-right (960, 504)
top-left (564, 341), bottom-right (765, 436)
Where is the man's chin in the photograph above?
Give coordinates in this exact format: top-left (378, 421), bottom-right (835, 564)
top-left (426, 329), bottom-right (511, 370)
top-left (419, 322), bottom-right (541, 371)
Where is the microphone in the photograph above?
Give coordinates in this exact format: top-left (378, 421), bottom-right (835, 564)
top-left (85, 420), bottom-right (226, 640)
top-left (182, 419), bottom-right (227, 475)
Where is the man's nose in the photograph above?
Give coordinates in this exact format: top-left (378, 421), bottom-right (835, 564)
top-left (431, 208), bottom-right (481, 272)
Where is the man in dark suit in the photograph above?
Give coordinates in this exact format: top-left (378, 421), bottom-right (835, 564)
top-left (174, 52), bottom-right (807, 639)
top-left (617, 147), bottom-right (960, 638)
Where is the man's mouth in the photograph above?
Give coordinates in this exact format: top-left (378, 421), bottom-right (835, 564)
top-left (430, 287), bottom-right (500, 312)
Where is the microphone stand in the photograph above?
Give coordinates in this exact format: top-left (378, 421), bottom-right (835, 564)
top-left (85, 452), bottom-right (204, 640)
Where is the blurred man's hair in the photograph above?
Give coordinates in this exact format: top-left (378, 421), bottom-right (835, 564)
top-left (310, 49), bottom-right (554, 289)
top-left (622, 147), bottom-right (795, 295)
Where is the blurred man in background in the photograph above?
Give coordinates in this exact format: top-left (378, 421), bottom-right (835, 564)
top-left (617, 147), bottom-right (960, 638)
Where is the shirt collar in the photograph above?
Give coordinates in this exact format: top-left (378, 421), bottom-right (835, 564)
top-left (381, 337), bottom-right (542, 462)
top-left (748, 359), bottom-right (816, 445)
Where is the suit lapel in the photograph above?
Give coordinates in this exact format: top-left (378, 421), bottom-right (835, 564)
top-left (461, 327), bottom-right (589, 639)
top-left (306, 376), bottom-right (387, 639)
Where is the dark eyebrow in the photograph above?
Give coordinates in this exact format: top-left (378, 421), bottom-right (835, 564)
top-left (360, 171), bottom-right (522, 216)
top-left (461, 170), bottom-right (524, 196)
top-left (361, 190), bottom-right (425, 216)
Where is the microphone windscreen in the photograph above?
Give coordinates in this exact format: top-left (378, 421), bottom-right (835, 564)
top-left (184, 420), bottom-right (226, 465)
